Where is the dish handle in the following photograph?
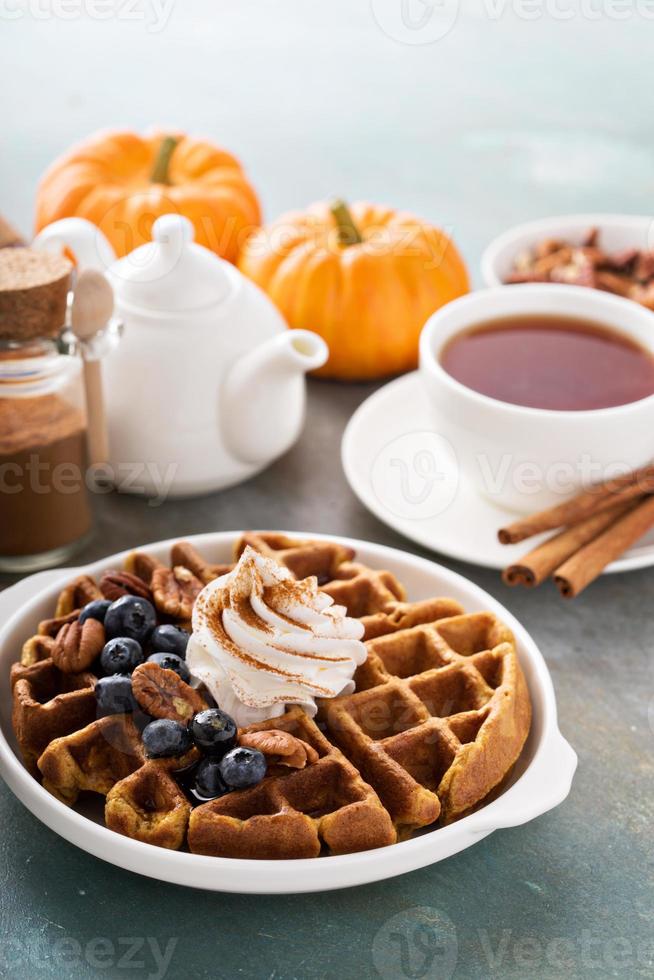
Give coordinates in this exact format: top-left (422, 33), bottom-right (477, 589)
top-left (0, 570), bottom-right (78, 625)
top-left (466, 729), bottom-right (577, 835)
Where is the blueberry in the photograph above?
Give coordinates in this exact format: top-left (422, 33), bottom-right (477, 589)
top-left (193, 758), bottom-right (228, 801)
top-left (150, 624), bottom-right (190, 659)
top-left (95, 675), bottom-right (136, 716)
top-left (173, 762), bottom-right (201, 805)
top-left (100, 637), bottom-right (144, 676)
top-left (104, 595), bottom-right (157, 644)
top-left (142, 719), bottom-right (193, 759)
top-left (147, 652), bottom-right (190, 684)
top-left (79, 599), bottom-right (112, 625)
top-left (219, 747), bottom-right (267, 789)
top-left (191, 708), bottom-right (237, 757)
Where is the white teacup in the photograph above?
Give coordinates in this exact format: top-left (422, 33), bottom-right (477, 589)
top-left (419, 284), bottom-right (654, 514)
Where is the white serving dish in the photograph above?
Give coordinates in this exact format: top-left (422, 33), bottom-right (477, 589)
top-left (481, 212), bottom-right (654, 287)
top-left (0, 532), bottom-right (576, 894)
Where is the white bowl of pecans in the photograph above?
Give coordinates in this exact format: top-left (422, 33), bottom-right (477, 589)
top-left (481, 213), bottom-right (654, 307)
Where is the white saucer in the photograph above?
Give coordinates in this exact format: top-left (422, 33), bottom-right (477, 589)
top-left (342, 373), bottom-right (654, 574)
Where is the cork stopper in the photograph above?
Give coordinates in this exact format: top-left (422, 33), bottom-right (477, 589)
top-left (0, 247), bottom-right (72, 340)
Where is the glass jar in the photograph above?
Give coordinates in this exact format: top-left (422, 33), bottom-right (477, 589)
top-left (0, 339), bottom-right (93, 571)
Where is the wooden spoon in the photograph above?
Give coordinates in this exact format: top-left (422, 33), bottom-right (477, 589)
top-left (70, 269), bottom-right (114, 469)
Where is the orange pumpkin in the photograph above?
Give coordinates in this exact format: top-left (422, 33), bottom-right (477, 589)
top-left (35, 130), bottom-right (261, 263)
top-left (238, 199), bottom-right (469, 380)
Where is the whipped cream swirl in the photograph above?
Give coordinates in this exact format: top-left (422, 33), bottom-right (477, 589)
top-left (186, 546), bottom-right (367, 726)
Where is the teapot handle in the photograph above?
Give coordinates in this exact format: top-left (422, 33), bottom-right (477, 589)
top-left (33, 218), bottom-right (116, 272)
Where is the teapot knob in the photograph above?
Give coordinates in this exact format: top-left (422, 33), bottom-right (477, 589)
top-left (109, 211), bottom-right (232, 309)
top-left (152, 214), bottom-right (194, 253)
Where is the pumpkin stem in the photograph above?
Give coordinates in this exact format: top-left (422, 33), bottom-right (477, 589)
top-left (150, 136), bottom-right (179, 185)
top-left (330, 199), bottom-right (363, 247)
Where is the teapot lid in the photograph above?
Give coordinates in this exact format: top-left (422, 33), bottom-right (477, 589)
top-left (109, 214), bottom-right (234, 313)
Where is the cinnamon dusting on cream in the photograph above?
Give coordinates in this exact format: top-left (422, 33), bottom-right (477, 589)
top-left (187, 546), bottom-right (367, 726)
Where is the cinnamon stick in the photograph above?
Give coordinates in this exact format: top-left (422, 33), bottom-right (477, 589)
top-left (502, 499), bottom-right (638, 587)
top-left (498, 463), bottom-right (654, 545)
top-left (554, 495), bottom-right (654, 598)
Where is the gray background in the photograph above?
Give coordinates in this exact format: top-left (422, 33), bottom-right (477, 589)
top-left (1, 3), bottom-right (653, 978)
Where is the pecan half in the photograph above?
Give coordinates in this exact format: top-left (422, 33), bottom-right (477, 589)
top-left (100, 571), bottom-right (153, 603)
top-left (132, 662), bottom-right (206, 723)
top-left (635, 252), bottom-right (654, 281)
top-left (38, 609), bottom-right (80, 637)
top-left (20, 634), bottom-right (55, 667)
top-left (151, 566), bottom-right (203, 620)
top-left (123, 551), bottom-right (164, 586)
top-left (238, 730), bottom-right (320, 769)
top-left (52, 618), bottom-right (105, 673)
top-left (170, 541), bottom-right (231, 584)
top-left (595, 269), bottom-right (633, 298)
top-left (506, 229), bottom-right (654, 309)
top-left (55, 575), bottom-right (103, 617)
top-left (630, 281), bottom-right (654, 310)
top-left (581, 227), bottom-right (599, 248)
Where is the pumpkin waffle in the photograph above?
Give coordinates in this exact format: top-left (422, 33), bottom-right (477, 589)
top-left (188, 707), bottom-right (397, 859)
top-left (235, 531), bottom-right (355, 583)
top-left (38, 712), bottom-right (198, 848)
top-left (319, 562), bottom-right (464, 639)
top-left (8, 533), bottom-right (532, 859)
top-left (235, 532), bottom-right (464, 638)
top-left (105, 761), bottom-right (192, 850)
top-left (318, 612), bottom-right (531, 834)
top-left (128, 533), bottom-right (463, 639)
top-left (9, 550), bottom-right (200, 785)
top-left (39, 713), bottom-right (148, 805)
top-left (11, 658), bottom-right (97, 774)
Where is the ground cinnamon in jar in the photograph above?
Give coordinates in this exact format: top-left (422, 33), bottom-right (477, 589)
top-left (0, 343), bottom-right (92, 571)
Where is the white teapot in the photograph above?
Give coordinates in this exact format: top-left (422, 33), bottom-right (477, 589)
top-left (34, 214), bottom-right (327, 497)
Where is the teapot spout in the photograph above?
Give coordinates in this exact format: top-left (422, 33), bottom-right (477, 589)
top-left (223, 330), bottom-right (328, 466)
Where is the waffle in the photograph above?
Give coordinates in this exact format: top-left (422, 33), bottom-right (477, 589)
top-left (188, 707), bottom-right (396, 859)
top-left (8, 539), bottom-right (218, 773)
top-left (319, 612), bottom-right (531, 834)
top-left (235, 531), bottom-right (355, 582)
top-left (38, 712), bottom-right (197, 848)
top-left (125, 542), bottom-right (233, 589)
top-left (11, 658), bottom-right (97, 774)
top-left (105, 761), bottom-right (192, 850)
top-left (8, 532), bottom-right (532, 859)
top-left (54, 575), bottom-right (103, 617)
top-left (235, 533), bottom-right (464, 638)
top-left (133, 532), bottom-right (463, 639)
top-left (39, 713), bottom-right (148, 805)
top-left (320, 562), bottom-right (464, 639)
